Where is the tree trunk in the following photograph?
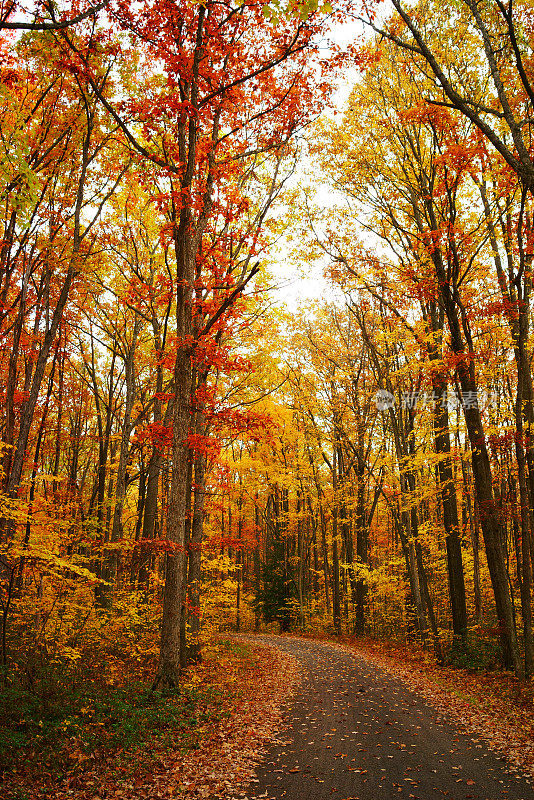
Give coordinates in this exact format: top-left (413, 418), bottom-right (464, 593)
top-left (515, 387), bottom-right (534, 677)
top-left (188, 450), bottom-right (206, 662)
top-left (432, 242), bottom-right (523, 676)
top-left (432, 377), bottom-right (468, 641)
top-left (154, 345), bottom-right (192, 689)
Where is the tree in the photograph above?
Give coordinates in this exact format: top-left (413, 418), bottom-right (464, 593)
top-left (291, 31), bottom-right (532, 672)
top-left (365, 0), bottom-right (534, 192)
top-left (71, 0), bottom-right (335, 688)
top-left (1, 1), bottom-right (107, 30)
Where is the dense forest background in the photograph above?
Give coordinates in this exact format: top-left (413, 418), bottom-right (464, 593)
top-left (3, 0), bottom-right (534, 782)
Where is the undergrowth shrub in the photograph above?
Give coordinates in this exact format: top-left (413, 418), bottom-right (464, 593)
top-left (446, 628), bottom-right (503, 671)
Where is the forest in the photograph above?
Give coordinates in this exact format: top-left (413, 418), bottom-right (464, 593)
top-left (3, 0), bottom-right (534, 795)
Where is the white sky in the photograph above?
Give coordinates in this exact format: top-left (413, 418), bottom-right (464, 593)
top-left (267, 16), bottom-right (368, 312)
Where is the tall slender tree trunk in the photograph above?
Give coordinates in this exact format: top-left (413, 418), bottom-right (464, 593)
top-left (154, 344), bottom-right (193, 688)
top-left (515, 386), bottom-right (534, 677)
top-left (427, 235), bottom-right (523, 676)
top-left (432, 376), bottom-right (467, 641)
top-left (354, 456), bottom-right (368, 635)
top-left (187, 431), bottom-right (206, 662)
top-left (332, 444), bottom-right (341, 635)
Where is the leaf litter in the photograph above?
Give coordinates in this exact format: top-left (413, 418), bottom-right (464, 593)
top-left (41, 639), bottom-right (301, 800)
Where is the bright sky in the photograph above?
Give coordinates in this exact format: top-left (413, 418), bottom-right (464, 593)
top-left (267, 15), bottom-right (368, 312)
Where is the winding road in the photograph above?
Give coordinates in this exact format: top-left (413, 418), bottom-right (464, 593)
top-left (245, 636), bottom-right (534, 800)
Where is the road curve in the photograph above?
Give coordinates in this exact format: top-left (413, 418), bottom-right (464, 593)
top-left (244, 636), bottom-right (534, 800)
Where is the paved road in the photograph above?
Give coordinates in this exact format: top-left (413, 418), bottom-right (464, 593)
top-left (245, 636), bottom-right (534, 800)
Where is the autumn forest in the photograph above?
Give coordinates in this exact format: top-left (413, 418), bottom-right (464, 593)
top-left (3, 0), bottom-right (534, 795)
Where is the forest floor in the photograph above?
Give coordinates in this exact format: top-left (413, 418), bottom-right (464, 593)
top-left (4, 633), bottom-right (534, 800)
top-left (243, 635), bottom-right (534, 800)
top-left (0, 637), bottom-right (297, 800)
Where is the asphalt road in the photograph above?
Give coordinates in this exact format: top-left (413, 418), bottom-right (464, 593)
top-left (244, 636), bottom-right (534, 800)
